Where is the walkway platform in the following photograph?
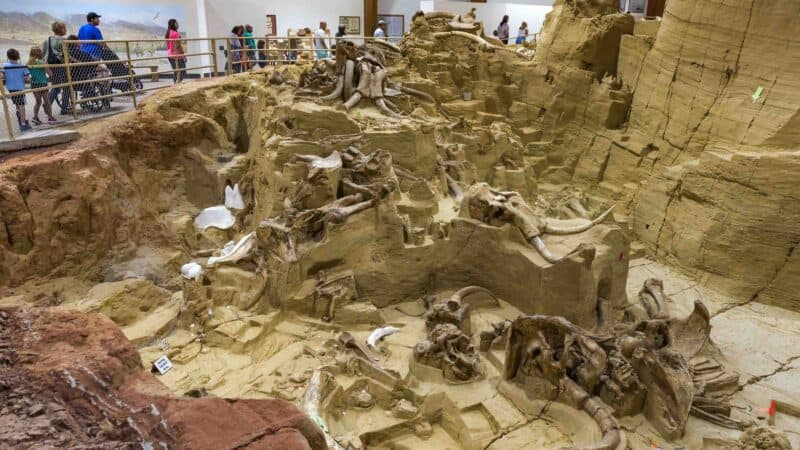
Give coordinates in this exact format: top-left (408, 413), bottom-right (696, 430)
top-left (0, 129), bottom-right (80, 153)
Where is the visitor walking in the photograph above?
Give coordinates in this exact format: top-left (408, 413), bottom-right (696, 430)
top-left (287, 37), bottom-right (299, 64)
top-left (497, 15), bottom-right (510, 45)
top-left (78, 12), bottom-right (108, 60)
top-left (244, 25), bottom-right (257, 69)
top-left (516, 22), bottom-right (529, 44)
top-left (3, 49), bottom-right (31, 132)
top-left (237, 26), bottom-right (250, 71)
top-left (42, 21), bottom-right (70, 114)
top-left (165, 19), bottom-right (187, 83)
top-left (314, 21), bottom-right (329, 60)
top-left (27, 47), bottom-right (56, 125)
top-left (334, 25), bottom-right (346, 49)
top-left (373, 20), bottom-right (387, 39)
top-left (256, 40), bottom-right (268, 68)
top-left (229, 26), bottom-right (242, 73)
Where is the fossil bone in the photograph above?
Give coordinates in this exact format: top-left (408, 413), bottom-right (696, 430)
top-left (180, 262), bottom-right (203, 281)
top-left (194, 205), bottom-right (235, 231)
top-left (224, 183), bottom-right (245, 210)
top-left (366, 326), bottom-right (400, 349)
top-left (462, 183), bottom-right (613, 264)
top-left (206, 232), bottom-right (256, 266)
top-left (432, 31), bottom-right (498, 50)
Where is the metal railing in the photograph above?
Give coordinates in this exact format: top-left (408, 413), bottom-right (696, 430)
top-left (0, 35), bottom-right (401, 140)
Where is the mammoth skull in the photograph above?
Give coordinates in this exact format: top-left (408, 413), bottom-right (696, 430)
top-left (461, 183), bottom-right (614, 263)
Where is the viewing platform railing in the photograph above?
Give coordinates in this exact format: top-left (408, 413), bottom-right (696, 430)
top-left (0, 35), bottom-right (402, 141)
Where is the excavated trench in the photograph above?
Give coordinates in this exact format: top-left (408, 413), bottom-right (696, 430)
top-left (3, 3), bottom-right (800, 450)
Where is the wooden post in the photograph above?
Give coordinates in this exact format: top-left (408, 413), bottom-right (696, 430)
top-left (225, 38), bottom-right (233, 76)
top-left (62, 40), bottom-right (79, 120)
top-left (364, 0), bottom-right (378, 38)
top-left (210, 38), bottom-right (218, 77)
top-left (124, 41), bottom-right (137, 108)
top-left (0, 72), bottom-right (15, 140)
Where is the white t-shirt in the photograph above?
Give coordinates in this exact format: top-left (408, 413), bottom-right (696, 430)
top-left (373, 27), bottom-right (385, 38)
top-left (314, 28), bottom-right (327, 49)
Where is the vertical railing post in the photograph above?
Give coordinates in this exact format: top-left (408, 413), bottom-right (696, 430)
top-left (62, 40), bottom-right (79, 120)
top-left (0, 71), bottom-right (15, 141)
top-left (225, 38), bottom-right (233, 76)
top-left (210, 38), bottom-right (218, 77)
top-left (124, 40), bottom-right (138, 108)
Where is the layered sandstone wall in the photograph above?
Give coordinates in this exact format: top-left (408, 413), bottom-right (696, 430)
top-left (0, 78), bottom-right (273, 287)
top-left (534, 0), bottom-right (800, 310)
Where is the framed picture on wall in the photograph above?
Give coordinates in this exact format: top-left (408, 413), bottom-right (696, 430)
top-left (377, 14), bottom-right (404, 36)
top-left (339, 16), bottom-right (361, 35)
top-left (265, 14), bottom-right (277, 36)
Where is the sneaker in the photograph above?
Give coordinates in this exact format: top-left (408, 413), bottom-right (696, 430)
top-left (31, 117), bottom-right (43, 126)
top-left (19, 123), bottom-right (32, 132)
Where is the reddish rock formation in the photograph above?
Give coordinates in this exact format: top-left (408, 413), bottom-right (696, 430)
top-left (0, 305), bottom-right (325, 450)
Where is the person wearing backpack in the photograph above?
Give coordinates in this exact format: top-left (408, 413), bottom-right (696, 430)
top-left (42, 21), bottom-right (71, 114)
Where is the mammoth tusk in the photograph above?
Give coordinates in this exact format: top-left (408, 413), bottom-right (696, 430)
top-left (343, 60), bottom-right (356, 102)
top-left (383, 98), bottom-right (400, 112)
top-left (370, 39), bottom-right (402, 54)
top-left (432, 31), bottom-right (498, 50)
top-left (445, 174), bottom-right (463, 201)
top-left (543, 206), bottom-right (615, 235)
top-left (321, 77), bottom-right (344, 100)
top-left (531, 236), bottom-right (567, 264)
top-left (366, 326), bottom-right (400, 349)
top-left (376, 98), bottom-right (403, 118)
top-left (344, 92), bottom-right (363, 110)
top-left (397, 85), bottom-right (436, 103)
top-left (451, 286), bottom-right (500, 306)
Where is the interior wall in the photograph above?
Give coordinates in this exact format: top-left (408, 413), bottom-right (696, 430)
top-left (433, 0), bottom-right (553, 35)
top-left (377, 0), bottom-right (423, 32)
top-left (203, 0), bottom-right (363, 39)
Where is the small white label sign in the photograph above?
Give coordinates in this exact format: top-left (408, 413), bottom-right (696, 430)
top-left (153, 356), bottom-right (173, 375)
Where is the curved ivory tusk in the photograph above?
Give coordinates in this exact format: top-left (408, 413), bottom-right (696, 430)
top-left (432, 31), bottom-right (498, 50)
top-left (531, 236), bottom-right (566, 264)
top-left (343, 60), bottom-right (356, 102)
top-left (397, 85), bottom-right (436, 103)
top-left (451, 286), bottom-right (500, 306)
top-left (370, 39), bottom-right (402, 54)
top-left (445, 174), bottom-right (463, 201)
top-left (376, 98), bottom-right (403, 118)
top-left (544, 206), bottom-right (615, 235)
top-left (321, 77), bottom-right (344, 100)
top-left (366, 326), bottom-right (400, 348)
top-left (344, 92), bottom-right (363, 110)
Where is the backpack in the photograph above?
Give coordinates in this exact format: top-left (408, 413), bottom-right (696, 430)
top-left (47, 37), bottom-right (62, 64)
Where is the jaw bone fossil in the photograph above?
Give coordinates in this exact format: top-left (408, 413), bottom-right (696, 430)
top-left (461, 183), bottom-right (614, 264)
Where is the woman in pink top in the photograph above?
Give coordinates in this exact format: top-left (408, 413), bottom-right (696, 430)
top-left (165, 19), bottom-right (186, 83)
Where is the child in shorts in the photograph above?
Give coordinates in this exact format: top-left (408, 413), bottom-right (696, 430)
top-left (3, 48), bottom-right (31, 131)
top-left (27, 47), bottom-right (56, 125)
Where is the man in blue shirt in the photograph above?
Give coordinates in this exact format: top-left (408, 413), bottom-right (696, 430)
top-left (78, 12), bottom-right (107, 59)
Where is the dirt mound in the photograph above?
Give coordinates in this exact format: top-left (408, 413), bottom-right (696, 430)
top-left (0, 305), bottom-right (325, 450)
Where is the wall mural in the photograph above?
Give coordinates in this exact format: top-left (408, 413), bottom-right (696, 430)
top-left (0, 1), bottom-right (185, 57)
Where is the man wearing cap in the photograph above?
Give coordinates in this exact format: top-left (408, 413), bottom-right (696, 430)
top-left (373, 19), bottom-right (387, 39)
top-left (78, 12), bottom-right (108, 59)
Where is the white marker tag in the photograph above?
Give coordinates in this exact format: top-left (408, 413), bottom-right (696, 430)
top-left (153, 356), bottom-right (173, 375)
